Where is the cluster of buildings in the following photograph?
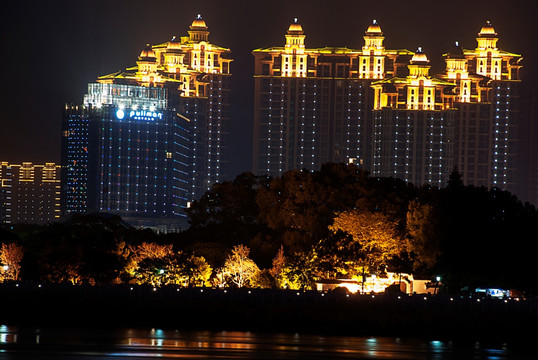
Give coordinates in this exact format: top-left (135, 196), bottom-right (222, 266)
top-left (253, 19), bottom-right (522, 189)
top-left (0, 17), bottom-right (529, 231)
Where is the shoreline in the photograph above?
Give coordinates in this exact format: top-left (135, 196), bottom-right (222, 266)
top-left (2, 283), bottom-right (537, 341)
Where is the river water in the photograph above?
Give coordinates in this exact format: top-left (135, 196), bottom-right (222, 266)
top-left (1, 325), bottom-right (537, 359)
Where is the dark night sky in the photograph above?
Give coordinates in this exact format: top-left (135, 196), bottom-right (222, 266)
top-left (2, 0), bottom-right (538, 179)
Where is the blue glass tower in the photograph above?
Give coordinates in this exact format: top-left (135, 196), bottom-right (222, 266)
top-left (63, 84), bottom-right (191, 231)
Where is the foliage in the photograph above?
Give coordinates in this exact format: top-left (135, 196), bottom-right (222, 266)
top-left (270, 245), bottom-right (286, 288)
top-left (0, 242), bottom-right (24, 281)
top-left (280, 251), bottom-right (317, 290)
top-left (223, 244), bottom-right (260, 288)
top-left (185, 172), bottom-right (271, 249)
top-left (406, 200), bottom-right (440, 270)
top-left (250, 268), bottom-right (276, 289)
top-left (312, 230), bottom-right (363, 280)
top-left (328, 210), bottom-right (402, 274)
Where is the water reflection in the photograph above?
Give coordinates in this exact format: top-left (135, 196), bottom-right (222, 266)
top-left (0, 324), bottom-right (534, 359)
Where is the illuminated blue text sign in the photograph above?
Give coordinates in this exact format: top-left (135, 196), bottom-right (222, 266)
top-left (116, 108), bottom-right (163, 121)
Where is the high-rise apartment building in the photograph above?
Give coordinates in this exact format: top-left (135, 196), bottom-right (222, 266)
top-left (439, 21), bottom-right (522, 190)
top-left (62, 15), bottom-right (232, 231)
top-left (253, 20), bottom-right (523, 194)
top-left (0, 162), bottom-right (61, 224)
top-left (252, 20), bottom-right (412, 177)
top-left (371, 48), bottom-right (457, 186)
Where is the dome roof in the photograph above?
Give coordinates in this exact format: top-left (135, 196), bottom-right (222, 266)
top-left (410, 47), bottom-right (429, 63)
top-left (288, 18), bottom-right (304, 34)
top-left (478, 20), bottom-right (497, 37)
top-left (167, 35), bottom-right (181, 50)
top-left (190, 14), bottom-right (208, 29)
top-left (366, 19), bottom-right (382, 34)
top-left (139, 44), bottom-right (156, 60)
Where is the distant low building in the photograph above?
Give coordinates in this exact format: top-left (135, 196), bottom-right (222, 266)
top-left (0, 162), bottom-right (61, 224)
top-left (315, 272), bottom-right (436, 295)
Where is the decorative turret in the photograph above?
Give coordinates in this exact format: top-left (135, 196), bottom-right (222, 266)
top-left (285, 18), bottom-right (306, 53)
top-left (475, 21), bottom-right (502, 79)
top-left (189, 14), bottom-right (209, 42)
top-left (164, 36), bottom-right (185, 74)
top-left (136, 44), bottom-right (160, 84)
top-left (408, 47), bottom-right (431, 78)
top-left (138, 43), bottom-right (156, 61)
top-left (359, 20), bottom-right (386, 79)
top-left (476, 20), bottom-right (498, 50)
top-left (282, 18), bottom-right (307, 77)
top-left (445, 41), bottom-right (469, 80)
top-left (363, 19), bottom-right (384, 49)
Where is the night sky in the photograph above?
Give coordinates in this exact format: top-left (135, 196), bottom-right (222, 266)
top-left (3, 0), bottom-right (538, 179)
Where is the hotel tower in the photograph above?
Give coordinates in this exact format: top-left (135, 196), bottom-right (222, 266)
top-left (62, 15), bottom-right (232, 231)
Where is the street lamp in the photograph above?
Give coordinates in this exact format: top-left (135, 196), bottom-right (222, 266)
top-left (434, 276), bottom-right (441, 294)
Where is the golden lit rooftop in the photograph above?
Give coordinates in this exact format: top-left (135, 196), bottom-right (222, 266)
top-left (288, 18), bottom-right (304, 33)
top-left (410, 47), bottom-right (429, 63)
top-left (167, 36), bottom-right (182, 50)
top-left (479, 20), bottom-right (497, 36)
top-left (191, 14), bottom-right (207, 29)
top-left (366, 19), bottom-right (382, 34)
top-left (139, 44), bottom-right (156, 60)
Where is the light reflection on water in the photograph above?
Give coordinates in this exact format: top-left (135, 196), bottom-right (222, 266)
top-left (0, 324), bottom-right (535, 359)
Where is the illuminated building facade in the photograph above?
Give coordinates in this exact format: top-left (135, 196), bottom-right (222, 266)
top-left (440, 21), bottom-right (522, 190)
top-left (0, 162), bottom-right (61, 224)
top-left (253, 20), bottom-right (523, 193)
top-left (62, 16), bottom-right (232, 230)
top-left (252, 20), bottom-right (412, 176)
top-left (371, 48), bottom-right (457, 185)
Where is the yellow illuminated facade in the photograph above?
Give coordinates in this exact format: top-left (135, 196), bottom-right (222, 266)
top-left (252, 19), bottom-right (413, 176)
top-left (0, 162), bottom-right (61, 224)
top-left (440, 21), bottom-right (523, 190)
top-left (372, 47), bottom-right (456, 111)
top-left (371, 47), bottom-right (457, 186)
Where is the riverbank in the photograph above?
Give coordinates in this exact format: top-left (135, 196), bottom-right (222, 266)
top-left (1, 283), bottom-right (536, 340)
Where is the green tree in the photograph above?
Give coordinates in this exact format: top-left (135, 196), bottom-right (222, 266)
top-left (406, 200), bottom-right (440, 270)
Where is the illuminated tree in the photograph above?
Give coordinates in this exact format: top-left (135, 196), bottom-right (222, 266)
top-left (328, 210), bottom-right (402, 275)
top-left (181, 254), bottom-right (213, 287)
top-left (406, 200), bottom-right (440, 269)
top-left (280, 251), bottom-right (317, 290)
top-left (223, 244), bottom-right (260, 288)
top-left (126, 242), bottom-right (173, 281)
top-left (47, 263), bottom-right (82, 285)
top-left (0, 242), bottom-right (24, 281)
top-left (269, 245), bottom-right (286, 288)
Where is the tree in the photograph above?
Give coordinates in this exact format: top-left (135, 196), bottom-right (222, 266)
top-left (185, 172), bottom-right (271, 249)
top-left (127, 242), bottom-right (174, 284)
top-left (281, 251), bottom-right (317, 290)
top-left (269, 245), bottom-right (286, 288)
top-left (328, 210), bottom-right (402, 275)
top-left (181, 254), bottom-right (212, 287)
top-left (312, 230), bottom-right (363, 280)
top-left (223, 244), bottom-right (259, 288)
top-left (0, 242), bottom-right (24, 281)
top-left (406, 200), bottom-right (440, 270)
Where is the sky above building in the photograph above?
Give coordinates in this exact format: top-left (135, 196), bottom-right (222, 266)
top-left (2, 0), bottom-right (538, 179)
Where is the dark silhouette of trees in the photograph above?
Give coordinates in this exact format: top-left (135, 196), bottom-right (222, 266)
top-left (1, 163), bottom-right (537, 294)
